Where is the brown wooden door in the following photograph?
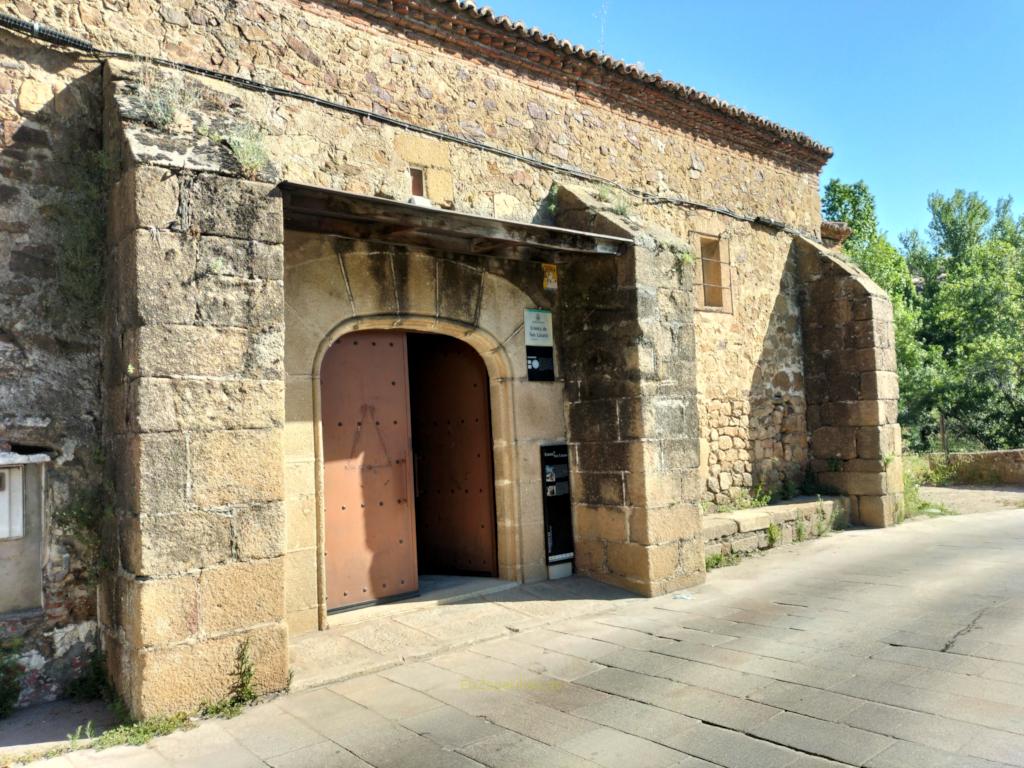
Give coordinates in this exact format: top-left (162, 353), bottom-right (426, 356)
top-left (321, 331), bottom-right (417, 610)
top-left (408, 334), bottom-right (498, 576)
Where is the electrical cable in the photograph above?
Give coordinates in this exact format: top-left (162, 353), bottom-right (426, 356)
top-left (0, 11), bottom-right (815, 240)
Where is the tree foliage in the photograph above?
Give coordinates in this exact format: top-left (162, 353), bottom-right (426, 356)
top-left (822, 180), bottom-right (1024, 451)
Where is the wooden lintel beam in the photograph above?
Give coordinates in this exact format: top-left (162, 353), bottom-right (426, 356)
top-left (281, 184), bottom-right (632, 258)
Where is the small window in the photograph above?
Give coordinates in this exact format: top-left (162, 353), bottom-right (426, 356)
top-left (695, 235), bottom-right (732, 312)
top-left (409, 167), bottom-right (425, 197)
top-left (0, 466), bottom-right (24, 539)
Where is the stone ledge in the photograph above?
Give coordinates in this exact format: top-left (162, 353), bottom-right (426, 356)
top-left (703, 496), bottom-right (846, 557)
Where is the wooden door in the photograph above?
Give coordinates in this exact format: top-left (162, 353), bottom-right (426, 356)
top-left (408, 334), bottom-right (498, 576)
top-left (321, 331), bottom-right (417, 610)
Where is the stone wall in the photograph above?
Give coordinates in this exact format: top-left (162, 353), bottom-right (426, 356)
top-left (97, 70), bottom-right (289, 717)
top-left (554, 186), bottom-right (704, 596)
top-left (0, 26), bottom-right (105, 707)
top-left (694, 225), bottom-right (808, 510)
top-left (797, 238), bottom-right (903, 526)
top-left (2, 0), bottom-right (831, 705)
top-left (927, 450), bottom-right (1024, 485)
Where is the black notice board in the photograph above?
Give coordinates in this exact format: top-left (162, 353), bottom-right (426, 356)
top-left (541, 444), bottom-right (574, 565)
top-left (526, 346), bottom-right (555, 381)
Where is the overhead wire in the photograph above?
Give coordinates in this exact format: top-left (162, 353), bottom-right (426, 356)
top-left (0, 11), bottom-right (814, 240)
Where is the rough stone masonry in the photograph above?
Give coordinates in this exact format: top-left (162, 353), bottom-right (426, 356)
top-left (0, 0), bottom-right (900, 716)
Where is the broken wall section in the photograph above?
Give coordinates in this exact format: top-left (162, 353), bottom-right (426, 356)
top-left (797, 238), bottom-right (903, 526)
top-left (554, 185), bottom-right (704, 596)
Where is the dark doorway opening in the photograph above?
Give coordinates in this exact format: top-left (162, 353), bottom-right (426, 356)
top-left (407, 333), bottom-right (499, 577)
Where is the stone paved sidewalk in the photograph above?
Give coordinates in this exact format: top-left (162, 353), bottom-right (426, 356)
top-left (22, 503), bottom-right (1024, 768)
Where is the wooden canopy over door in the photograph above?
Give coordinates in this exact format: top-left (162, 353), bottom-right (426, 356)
top-left (321, 331), bottom-right (418, 611)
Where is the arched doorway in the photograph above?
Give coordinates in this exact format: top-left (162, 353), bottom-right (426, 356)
top-left (320, 329), bottom-right (498, 612)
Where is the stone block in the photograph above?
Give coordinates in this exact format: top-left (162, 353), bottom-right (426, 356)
top-left (731, 509), bottom-right (771, 533)
top-left (513, 383), bottom-right (565, 440)
top-left (393, 249), bottom-right (439, 317)
top-left (127, 432), bottom-right (189, 517)
top-left (132, 378), bottom-right (284, 433)
top-left (630, 501), bottom-right (702, 545)
top-left (394, 132), bottom-right (450, 168)
top-left (287, 607), bottom-right (319, 636)
top-left (572, 470), bottom-right (625, 506)
top-left (478, 272), bottom-right (528, 345)
top-left (284, 459), bottom-right (317, 500)
top-left (860, 371), bottom-right (899, 401)
top-left (121, 574), bottom-right (199, 647)
top-left (815, 471), bottom-right (886, 496)
top-left (124, 510), bottom-right (233, 578)
top-left (187, 174), bottom-right (283, 243)
top-left (437, 259), bottom-right (483, 324)
top-left (639, 470), bottom-right (684, 507)
top-left (285, 494), bottom-right (317, 551)
top-left (129, 623), bottom-right (288, 718)
top-left (284, 547), bottom-right (319, 613)
top-left (196, 275), bottom-right (283, 329)
top-left (109, 163), bottom-right (179, 241)
top-left (855, 425), bottom-right (899, 460)
top-left (646, 543), bottom-right (681, 581)
top-left (810, 426), bottom-right (857, 460)
top-left (574, 538), bottom-right (608, 574)
top-left (199, 558), bottom-right (285, 634)
top-left (202, 235), bottom-right (282, 281)
top-left (575, 440), bottom-right (645, 476)
top-left (567, 400), bottom-right (619, 444)
top-left (731, 533), bottom-right (759, 553)
top-left (283, 417), bottom-right (316, 462)
top-left (233, 501), bottom-right (286, 560)
top-left (768, 505), bottom-right (799, 523)
top-left (134, 325), bottom-right (249, 377)
top-left (574, 504), bottom-right (628, 543)
top-left (128, 231), bottom-right (198, 324)
top-left (284, 304), bottom-right (326, 376)
top-left (341, 245), bottom-right (396, 316)
top-left (822, 400), bottom-right (885, 428)
top-left (702, 514), bottom-right (739, 541)
top-left (606, 541), bottom-right (650, 579)
top-left (190, 428), bottom-right (284, 509)
top-left (285, 249), bottom-right (352, 335)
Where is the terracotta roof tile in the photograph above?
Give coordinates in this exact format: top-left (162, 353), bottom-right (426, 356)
top-left (438, 0), bottom-right (832, 160)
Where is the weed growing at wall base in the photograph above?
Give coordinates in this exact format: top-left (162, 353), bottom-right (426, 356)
top-left (705, 551), bottom-right (740, 570)
top-left (0, 639), bottom-right (23, 719)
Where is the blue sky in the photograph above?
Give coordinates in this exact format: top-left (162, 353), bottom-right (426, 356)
top-left (482, 1), bottom-right (1024, 241)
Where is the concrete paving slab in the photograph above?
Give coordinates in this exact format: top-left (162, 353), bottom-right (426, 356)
top-left (866, 740), bottom-right (1013, 768)
top-left (264, 741), bottom-right (371, 768)
top-left (399, 705), bottom-right (501, 748)
top-left (659, 723), bottom-right (797, 768)
top-left (17, 505), bottom-right (1024, 768)
top-left (457, 730), bottom-right (599, 768)
top-left (220, 703), bottom-right (324, 760)
top-left (570, 697), bottom-right (699, 743)
top-left (329, 674), bottom-right (446, 720)
top-left (751, 711), bottom-right (894, 766)
top-left (844, 700), bottom-right (982, 752)
top-left (559, 725), bottom-right (683, 768)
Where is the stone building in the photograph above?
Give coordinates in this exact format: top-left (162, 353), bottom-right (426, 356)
top-left (0, 1), bottom-right (901, 716)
